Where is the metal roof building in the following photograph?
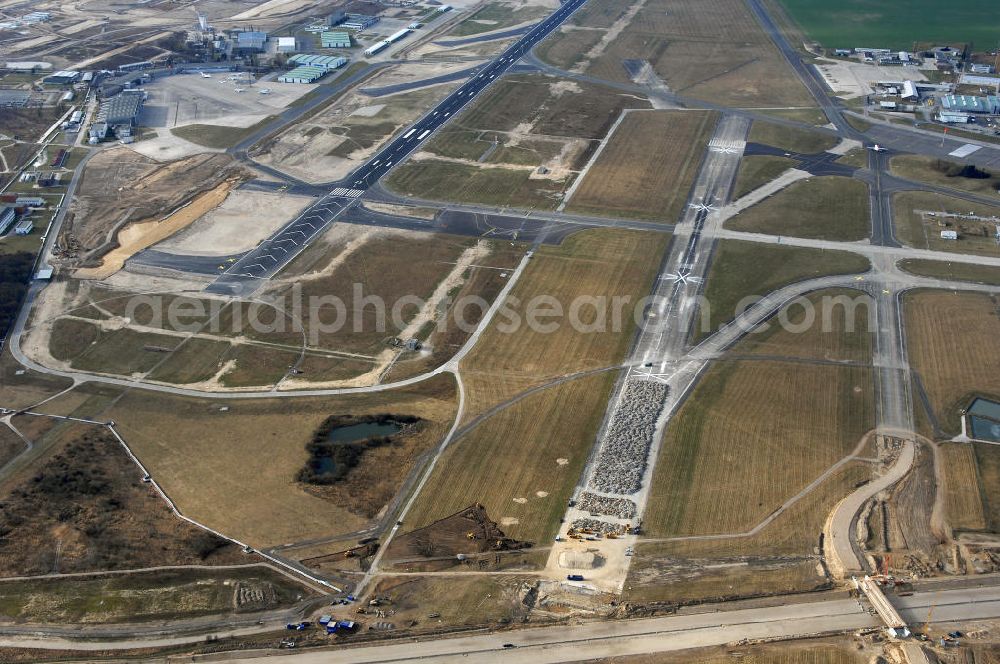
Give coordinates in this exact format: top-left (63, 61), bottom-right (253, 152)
top-left (0, 207), bottom-right (16, 234)
top-left (97, 90), bottom-right (144, 125)
top-left (235, 30), bottom-right (267, 52)
top-left (0, 90), bottom-right (30, 107)
top-left (276, 36), bottom-right (296, 53)
top-left (43, 70), bottom-right (80, 85)
top-left (278, 66), bottom-right (327, 83)
top-left (941, 94), bottom-right (1000, 113)
top-left (288, 54), bottom-right (347, 70)
top-left (321, 30), bottom-right (351, 48)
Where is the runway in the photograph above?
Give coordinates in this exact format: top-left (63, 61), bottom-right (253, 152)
top-left (205, 0), bottom-right (591, 296)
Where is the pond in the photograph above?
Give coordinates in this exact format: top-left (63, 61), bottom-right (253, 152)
top-left (325, 421), bottom-right (403, 445)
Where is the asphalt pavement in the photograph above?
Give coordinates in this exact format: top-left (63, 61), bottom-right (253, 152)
top-left (205, 0), bottom-right (591, 295)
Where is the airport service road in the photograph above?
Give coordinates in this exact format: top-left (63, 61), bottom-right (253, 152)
top-left (218, 586), bottom-right (1000, 664)
top-left (206, 0), bottom-right (590, 295)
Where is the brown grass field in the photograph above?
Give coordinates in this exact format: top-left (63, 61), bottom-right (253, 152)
top-left (939, 443), bottom-right (988, 532)
top-left (728, 288), bottom-right (874, 364)
top-left (630, 462), bottom-right (871, 602)
top-left (593, 640), bottom-right (864, 664)
top-left (695, 240), bottom-right (871, 341)
top-left (974, 443), bottom-right (1000, 532)
top-left (724, 176), bottom-right (870, 241)
top-left (903, 290), bottom-right (1000, 434)
top-left (459, 228), bottom-right (669, 419)
top-left (748, 122), bottom-right (838, 153)
top-left (105, 375), bottom-right (457, 547)
top-left (404, 372), bottom-right (615, 544)
top-left (567, 110), bottom-right (719, 222)
top-left (897, 259), bottom-right (1000, 286)
top-left (893, 191), bottom-right (1000, 256)
top-left (644, 359), bottom-right (875, 537)
top-left (890, 154), bottom-right (1000, 197)
top-left (733, 155), bottom-right (798, 199)
top-left (581, 0), bottom-right (817, 108)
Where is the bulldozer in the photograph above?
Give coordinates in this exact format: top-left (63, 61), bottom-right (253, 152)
top-left (466, 531), bottom-right (477, 540)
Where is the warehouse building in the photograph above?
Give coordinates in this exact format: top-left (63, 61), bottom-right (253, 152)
top-left (288, 54), bottom-right (348, 70)
top-left (321, 30), bottom-right (351, 48)
top-left (91, 90), bottom-right (144, 141)
top-left (276, 36), bottom-right (296, 53)
top-left (970, 63), bottom-right (996, 75)
top-left (278, 65), bottom-right (327, 83)
top-left (340, 13), bottom-right (380, 30)
top-left (0, 207), bottom-right (16, 235)
top-left (0, 90), bottom-right (30, 107)
top-left (364, 28), bottom-right (411, 57)
top-left (14, 218), bottom-right (33, 236)
top-left (234, 30), bottom-right (267, 53)
top-left (941, 94), bottom-right (1000, 114)
top-left (44, 70), bottom-right (80, 85)
top-left (938, 111), bottom-right (973, 124)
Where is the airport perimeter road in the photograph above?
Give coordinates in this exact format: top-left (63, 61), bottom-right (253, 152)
top-left (212, 586), bottom-right (1000, 664)
top-left (206, 0), bottom-right (590, 295)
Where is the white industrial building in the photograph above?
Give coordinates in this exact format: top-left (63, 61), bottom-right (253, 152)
top-left (364, 28), bottom-right (411, 57)
top-left (14, 218), bottom-right (33, 235)
top-left (276, 37), bottom-right (296, 53)
top-left (0, 207), bottom-right (16, 234)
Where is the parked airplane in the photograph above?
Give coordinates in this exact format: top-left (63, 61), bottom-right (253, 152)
top-left (234, 88), bottom-right (245, 93)
top-left (868, 144), bottom-right (887, 152)
top-left (258, 88), bottom-right (271, 95)
top-left (200, 72), bottom-right (211, 78)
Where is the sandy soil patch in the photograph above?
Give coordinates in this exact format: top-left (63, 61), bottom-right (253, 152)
top-left (156, 189), bottom-right (314, 257)
top-left (362, 201), bottom-right (440, 220)
top-left (350, 105), bottom-right (386, 118)
top-left (230, 0), bottom-right (312, 20)
top-left (75, 177), bottom-right (243, 280)
top-left (127, 133), bottom-right (220, 161)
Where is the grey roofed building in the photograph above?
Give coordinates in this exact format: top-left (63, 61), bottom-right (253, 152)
top-left (97, 90), bottom-right (144, 125)
top-left (235, 30), bottom-right (267, 52)
top-left (0, 90), bottom-right (30, 107)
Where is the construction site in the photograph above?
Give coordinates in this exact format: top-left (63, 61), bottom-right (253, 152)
top-left (8, 0), bottom-right (1000, 661)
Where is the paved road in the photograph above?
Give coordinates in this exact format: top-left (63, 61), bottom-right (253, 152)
top-left (206, 0), bottom-right (590, 295)
top-left (212, 586), bottom-right (1000, 664)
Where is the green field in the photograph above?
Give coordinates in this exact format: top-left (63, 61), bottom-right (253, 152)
top-left (776, 0), bottom-right (1000, 49)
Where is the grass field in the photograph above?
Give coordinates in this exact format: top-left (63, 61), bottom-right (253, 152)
top-left (904, 290), bottom-right (1000, 435)
top-left (974, 443), bottom-right (1000, 533)
top-left (897, 259), bottom-right (1000, 286)
top-left (371, 574), bottom-right (537, 628)
top-left (404, 372), bottom-right (614, 544)
top-left (386, 160), bottom-right (568, 209)
top-left (604, 640), bottom-right (864, 664)
top-left (724, 176), bottom-right (870, 241)
top-left (459, 228), bottom-right (669, 418)
top-left (448, 1), bottom-right (548, 37)
top-left (106, 375), bottom-right (457, 547)
top-left (890, 154), bottom-right (1000, 197)
top-left (171, 117), bottom-right (274, 149)
top-left (566, 110), bottom-right (718, 222)
top-left (729, 288), bottom-right (874, 363)
top-left (695, 240), bottom-right (871, 341)
top-left (578, 0), bottom-right (817, 108)
top-left (0, 567), bottom-right (311, 624)
top-left (748, 122), bottom-right (838, 153)
top-left (939, 443), bottom-right (988, 532)
top-left (893, 191), bottom-right (1000, 256)
top-left (733, 155), bottom-right (797, 199)
top-left (775, 0), bottom-right (1000, 49)
top-left (644, 359), bottom-right (874, 537)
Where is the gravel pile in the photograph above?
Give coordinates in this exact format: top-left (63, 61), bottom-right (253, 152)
top-left (577, 492), bottom-right (637, 519)
top-left (589, 378), bottom-right (669, 495)
top-left (571, 518), bottom-right (623, 535)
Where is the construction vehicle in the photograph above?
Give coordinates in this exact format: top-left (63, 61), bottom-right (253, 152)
top-left (606, 532), bottom-right (618, 539)
top-left (466, 532), bottom-right (476, 540)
